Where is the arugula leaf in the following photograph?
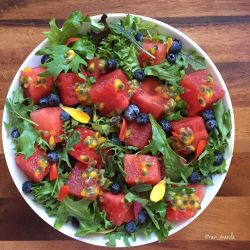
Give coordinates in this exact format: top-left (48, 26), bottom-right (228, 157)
top-left (176, 49), bottom-right (207, 70)
top-left (129, 183), bottom-right (152, 193)
top-left (14, 122), bottom-right (37, 158)
top-left (44, 11), bottom-right (102, 45)
top-left (144, 60), bottom-right (185, 85)
top-left (141, 115), bottom-right (188, 181)
top-left (5, 87), bottom-right (41, 158)
top-left (60, 131), bottom-right (81, 167)
top-left (109, 22), bottom-right (155, 60)
top-left (36, 45), bottom-right (87, 79)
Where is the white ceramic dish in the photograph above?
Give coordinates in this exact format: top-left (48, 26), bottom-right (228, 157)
top-left (2, 13), bottom-right (235, 247)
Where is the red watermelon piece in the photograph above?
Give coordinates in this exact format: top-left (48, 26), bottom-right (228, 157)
top-left (100, 192), bottom-right (134, 226)
top-left (124, 154), bottom-right (162, 186)
top-left (15, 145), bottom-right (51, 182)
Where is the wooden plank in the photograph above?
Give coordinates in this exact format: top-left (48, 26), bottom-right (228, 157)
top-left (0, 240), bottom-right (249, 250)
top-left (0, 197), bottom-right (249, 241)
top-left (0, 0), bottom-right (250, 20)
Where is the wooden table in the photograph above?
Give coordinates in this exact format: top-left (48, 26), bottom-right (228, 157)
top-left (0, 1), bottom-right (250, 249)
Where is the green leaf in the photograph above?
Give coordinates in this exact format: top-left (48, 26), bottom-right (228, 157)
top-left (60, 131), bottom-right (81, 167)
top-left (144, 60), bottom-right (185, 85)
top-left (36, 45), bottom-right (87, 79)
top-left (129, 183), bottom-right (152, 193)
top-left (71, 37), bottom-right (95, 60)
top-left (176, 49), bottom-right (207, 70)
top-left (125, 192), bottom-right (148, 206)
top-left (142, 115), bottom-right (187, 181)
top-left (44, 11), bottom-right (90, 45)
top-left (109, 22), bottom-right (155, 60)
top-left (15, 122), bottom-right (37, 158)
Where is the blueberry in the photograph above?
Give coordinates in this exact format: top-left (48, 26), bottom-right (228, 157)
top-left (39, 97), bottom-right (49, 107)
top-left (83, 106), bottom-right (93, 118)
top-left (47, 151), bottom-right (59, 162)
top-left (71, 217), bottom-right (80, 228)
top-left (158, 119), bottom-right (172, 134)
top-left (201, 109), bottom-right (215, 122)
top-left (11, 128), bottom-right (20, 138)
top-left (48, 94), bottom-right (60, 106)
top-left (205, 119), bottom-right (217, 132)
top-left (124, 221), bottom-right (137, 233)
top-left (169, 39), bottom-right (182, 54)
top-left (136, 113), bottom-right (149, 125)
top-left (188, 172), bottom-right (201, 184)
top-left (41, 54), bottom-right (50, 64)
top-left (110, 183), bottom-right (121, 194)
top-left (167, 53), bottom-right (176, 64)
top-left (134, 69), bottom-right (145, 82)
top-left (60, 111), bottom-right (70, 121)
top-left (106, 59), bottom-right (118, 71)
top-left (214, 152), bottom-right (224, 166)
top-left (124, 104), bottom-right (140, 121)
top-left (111, 136), bottom-right (122, 145)
top-left (135, 32), bottom-right (143, 42)
top-left (22, 181), bottom-right (32, 193)
top-left (138, 211), bottom-right (148, 224)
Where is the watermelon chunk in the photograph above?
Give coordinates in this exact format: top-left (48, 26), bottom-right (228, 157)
top-left (20, 67), bottom-right (54, 104)
top-left (69, 127), bottom-right (103, 168)
top-left (130, 78), bottom-right (169, 119)
top-left (123, 121), bottom-right (152, 149)
top-left (89, 69), bottom-right (129, 115)
top-left (30, 107), bottom-right (64, 143)
top-left (66, 161), bottom-right (101, 200)
top-left (124, 154), bottom-right (162, 185)
top-left (57, 72), bottom-right (86, 106)
top-left (167, 184), bottom-right (206, 222)
top-left (100, 192), bottom-right (134, 226)
top-left (180, 70), bottom-right (225, 116)
top-left (15, 145), bottom-right (51, 182)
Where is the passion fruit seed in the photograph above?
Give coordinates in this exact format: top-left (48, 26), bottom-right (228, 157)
top-left (64, 49), bottom-right (75, 63)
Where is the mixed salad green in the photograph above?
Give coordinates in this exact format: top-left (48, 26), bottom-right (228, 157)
top-left (5, 11), bottom-right (232, 247)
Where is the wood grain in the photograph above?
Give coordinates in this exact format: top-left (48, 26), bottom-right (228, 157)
top-left (0, 0), bottom-right (250, 249)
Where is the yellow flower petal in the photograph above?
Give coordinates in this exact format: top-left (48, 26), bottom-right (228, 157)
top-left (150, 180), bottom-right (166, 202)
top-left (60, 105), bottom-right (90, 124)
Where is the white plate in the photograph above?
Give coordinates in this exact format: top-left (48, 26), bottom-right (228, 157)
top-left (2, 13), bottom-right (235, 247)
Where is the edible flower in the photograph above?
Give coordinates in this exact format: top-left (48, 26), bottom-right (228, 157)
top-left (150, 179), bottom-right (166, 202)
top-left (60, 105), bottom-right (90, 123)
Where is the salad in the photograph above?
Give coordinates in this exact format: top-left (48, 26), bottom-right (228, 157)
top-left (5, 11), bottom-right (232, 247)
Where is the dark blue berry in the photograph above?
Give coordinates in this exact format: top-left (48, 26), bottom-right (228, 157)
top-left (138, 211), bottom-right (148, 224)
top-left (205, 119), bottom-right (217, 132)
top-left (106, 59), bottom-right (118, 71)
top-left (41, 54), bottom-right (50, 64)
top-left (169, 39), bottom-right (182, 54)
top-left (124, 104), bottom-right (140, 121)
top-left (83, 106), bottom-right (93, 118)
top-left (111, 136), bottom-right (122, 145)
top-left (134, 69), bottom-right (145, 82)
top-left (214, 152), bottom-right (224, 166)
top-left (136, 112), bottom-right (149, 125)
top-left (201, 109), bottom-right (215, 122)
top-left (71, 217), bottom-right (80, 228)
top-left (11, 128), bottom-right (20, 138)
top-left (158, 119), bottom-right (172, 134)
top-left (47, 151), bottom-right (59, 162)
top-left (60, 111), bottom-right (70, 121)
top-left (39, 97), bottom-right (49, 107)
top-left (22, 181), bottom-right (32, 193)
top-left (110, 183), bottom-right (121, 194)
top-left (167, 53), bottom-right (176, 64)
top-left (124, 221), bottom-right (137, 233)
top-left (188, 172), bottom-right (201, 184)
top-left (48, 94), bottom-right (60, 106)
top-left (135, 32), bottom-right (143, 42)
